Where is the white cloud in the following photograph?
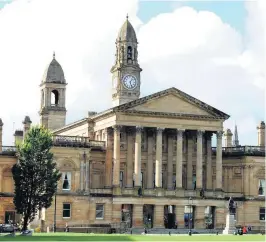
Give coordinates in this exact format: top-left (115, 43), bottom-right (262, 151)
top-left (0, 0), bottom-right (264, 146)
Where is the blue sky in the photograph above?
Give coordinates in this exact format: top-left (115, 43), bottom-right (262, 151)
top-left (138, 1), bottom-right (246, 33)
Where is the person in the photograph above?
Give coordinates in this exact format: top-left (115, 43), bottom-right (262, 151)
top-left (248, 225), bottom-right (251, 232)
top-left (243, 226), bottom-right (247, 234)
top-left (144, 227), bottom-right (147, 235)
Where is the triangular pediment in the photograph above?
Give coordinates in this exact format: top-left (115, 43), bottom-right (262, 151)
top-left (114, 87), bottom-right (230, 119)
top-left (128, 93), bottom-right (211, 115)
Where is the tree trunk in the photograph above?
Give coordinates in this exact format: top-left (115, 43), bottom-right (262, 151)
top-left (22, 215), bottom-right (29, 231)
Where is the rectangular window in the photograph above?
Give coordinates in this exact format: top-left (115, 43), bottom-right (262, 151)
top-left (96, 204), bottom-right (104, 219)
top-left (120, 171), bottom-right (123, 188)
top-left (62, 172), bottom-right (71, 190)
top-left (259, 207), bottom-right (265, 221)
top-left (63, 203), bottom-right (71, 218)
top-left (258, 180), bottom-right (265, 195)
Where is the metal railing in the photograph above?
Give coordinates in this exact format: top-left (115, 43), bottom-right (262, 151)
top-left (0, 136), bottom-right (105, 155)
top-left (52, 135), bottom-right (105, 149)
top-left (212, 146), bottom-right (265, 156)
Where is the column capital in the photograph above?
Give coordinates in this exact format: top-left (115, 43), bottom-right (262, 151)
top-left (135, 126), bottom-right (143, 134)
top-left (113, 125), bottom-right (122, 132)
top-left (216, 131), bottom-right (224, 139)
top-left (197, 130), bottom-right (205, 138)
top-left (156, 127), bottom-right (164, 135)
top-left (177, 129), bottom-right (185, 137)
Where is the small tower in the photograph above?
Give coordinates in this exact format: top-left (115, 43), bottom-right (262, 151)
top-left (0, 118), bottom-right (3, 152)
top-left (110, 15), bottom-right (142, 107)
top-left (257, 121), bottom-right (265, 147)
top-left (23, 116), bottom-right (32, 139)
top-left (39, 53), bottom-right (67, 130)
top-left (233, 125), bottom-right (240, 147)
top-left (224, 129), bottom-right (233, 147)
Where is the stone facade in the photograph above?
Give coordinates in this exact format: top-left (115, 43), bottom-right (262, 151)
top-left (0, 17), bottom-right (265, 233)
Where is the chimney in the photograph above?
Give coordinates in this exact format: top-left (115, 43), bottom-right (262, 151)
top-left (23, 116), bottom-right (32, 139)
top-left (224, 129), bottom-right (233, 147)
top-left (14, 130), bottom-right (24, 146)
top-left (257, 121), bottom-right (265, 147)
top-left (0, 118), bottom-right (3, 152)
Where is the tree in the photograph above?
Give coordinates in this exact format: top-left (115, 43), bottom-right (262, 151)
top-left (12, 126), bottom-right (61, 231)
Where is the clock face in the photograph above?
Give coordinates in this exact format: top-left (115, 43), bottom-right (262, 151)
top-left (122, 75), bottom-right (138, 90)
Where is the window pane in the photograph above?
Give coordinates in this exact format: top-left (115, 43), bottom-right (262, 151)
top-left (63, 204), bottom-right (70, 210)
top-left (96, 204), bottom-right (103, 211)
top-left (63, 210), bottom-right (70, 218)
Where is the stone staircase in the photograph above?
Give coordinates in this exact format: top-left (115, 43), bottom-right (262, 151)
top-left (128, 228), bottom-right (223, 234)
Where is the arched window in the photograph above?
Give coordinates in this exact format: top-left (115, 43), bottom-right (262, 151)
top-left (51, 90), bottom-right (59, 106)
top-left (127, 46), bottom-right (132, 61)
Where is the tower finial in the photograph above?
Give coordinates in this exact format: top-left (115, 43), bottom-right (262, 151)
top-left (126, 13), bottom-right (128, 20)
top-left (53, 51), bottom-right (55, 59)
top-left (233, 124), bottom-right (239, 147)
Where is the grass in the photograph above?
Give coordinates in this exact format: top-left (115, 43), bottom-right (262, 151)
top-left (0, 233), bottom-right (265, 241)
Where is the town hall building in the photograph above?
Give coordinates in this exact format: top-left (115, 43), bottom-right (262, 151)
top-left (0, 16), bottom-right (265, 233)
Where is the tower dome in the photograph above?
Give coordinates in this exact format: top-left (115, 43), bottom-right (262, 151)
top-left (42, 52), bottom-right (65, 84)
top-left (117, 16), bottom-right (137, 42)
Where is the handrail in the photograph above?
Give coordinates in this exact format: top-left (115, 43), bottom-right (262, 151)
top-left (0, 135), bottom-right (106, 154)
top-left (212, 146), bottom-right (265, 156)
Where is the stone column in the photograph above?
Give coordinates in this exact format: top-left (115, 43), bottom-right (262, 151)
top-left (224, 167), bottom-right (228, 192)
top-left (175, 206), bottom-right (184, 228)
top-left (0, 167), bottom-right (2, 192)
top-left (186, 131), bottom-right (193, 189)
top-left (216, 131), bottom-right (223, 190)
top-left (85, 160), bottom-right (89, 190)
top-left (257, 121), bottom-right (265, 147)
top-left (134, 126), bottom-right (142, 187)
top-left (155, 128), bottom-right (164, 188)
top-left (206, 132), bottom-right (213, 190)
top-left (0, 119), bottom-right (3, 152)
top-left (224, 129), bottom-right (233, 147)
top-left (154, 205), bottom-right (164, 228)
top-left (105, 128), bottom-right (113, 188)
top-left (176, 129), bottom-right (185, 189)
top-left (113, 125), bottom-right (121, 187)
top-left (132, 205), bottom-right (143, 228)
top-left (22, 116), bottom-right (32, 140)
top-left (126, 127), bottom-right (134, 188)
top-left (167, 131), bottom-right (174, 189)
top-left (147, 129), bottom-right (154, 189)
top-left (80, 159), bottom-right (84, 190)
top-left (195, 206), bottom-right (205, 229)
top-left (228, 167), bottom-right (233, 192)
top-left (196, 130), bottom-right (204, 189)
top-left (112, 204), bottom-right (121, 223)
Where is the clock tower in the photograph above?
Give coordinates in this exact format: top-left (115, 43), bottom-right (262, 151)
top-left (111, 15), bottom-right (142, 107)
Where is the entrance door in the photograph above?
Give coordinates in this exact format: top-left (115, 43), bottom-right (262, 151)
top-left (5, 211), bottom-right (15, 224)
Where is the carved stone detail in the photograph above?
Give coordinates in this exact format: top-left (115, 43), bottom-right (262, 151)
top-left (156, 127), bottom-right (164, 135)
top-left (113, 125), bottom-right (122, 132)
top-left (177, 129), bottom-right (185, 138)
top-left (216, 131), bottom-right (223, 139)
top-left (135, 126), bottom-right (143, 133)
top-left (197, 130), bottom-right (205, 138)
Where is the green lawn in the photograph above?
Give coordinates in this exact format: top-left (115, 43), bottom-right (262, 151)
top-left (0, 233), bottom-right (265, 241)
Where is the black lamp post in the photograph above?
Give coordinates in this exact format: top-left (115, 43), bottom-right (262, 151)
top-left (188, 197), bottom-right (193, 236)
top-left (53, 190), bottom-right (57, 233)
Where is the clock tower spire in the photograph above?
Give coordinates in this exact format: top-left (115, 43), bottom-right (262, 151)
top-left (111, 15), bottom-right (142, 107)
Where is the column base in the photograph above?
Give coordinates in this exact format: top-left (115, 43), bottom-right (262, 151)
top-left (112, 186), bottom-right (121, 195)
